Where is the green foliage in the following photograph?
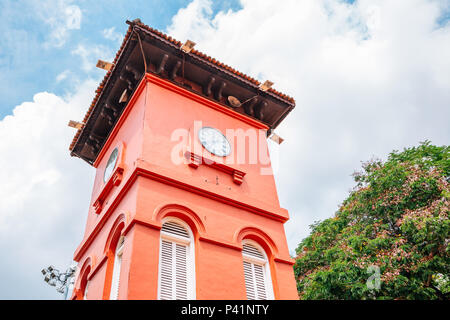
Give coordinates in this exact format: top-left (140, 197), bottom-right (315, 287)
top-left (295, 141), bottom-right (450, 299)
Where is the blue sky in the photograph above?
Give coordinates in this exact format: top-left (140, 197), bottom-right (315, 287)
top-left (0, 0), bottom-right (242, 119)
top-left (0, 0), bottom-right (449, 299)
top-left (2, 0), bottom-right (447, 119)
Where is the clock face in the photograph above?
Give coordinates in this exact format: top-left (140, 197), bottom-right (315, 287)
top-left (198, 127), bottom-right (231, 157)
top-left (104, 148), bottom-right (119, 183)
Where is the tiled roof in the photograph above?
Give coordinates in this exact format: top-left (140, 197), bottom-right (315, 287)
top-left (134, 21), bottom-right (295, 103)
top-left (70, 20), bottom-right (295, 152)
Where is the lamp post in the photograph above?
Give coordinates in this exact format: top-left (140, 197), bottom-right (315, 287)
top-left (41, 265), bottom-right (76, 300)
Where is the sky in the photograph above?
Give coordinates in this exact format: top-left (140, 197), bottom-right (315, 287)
top-left (0, 0), bottom-right (449, 299)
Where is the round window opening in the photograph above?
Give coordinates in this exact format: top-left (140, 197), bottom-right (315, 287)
top-left (104, 148), bottom-right (119, 183)
top-left (198, 127), bottom-right (231, 157)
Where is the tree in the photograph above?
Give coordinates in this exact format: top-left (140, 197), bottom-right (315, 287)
top-left (294, 142), bottom-right (449, 299)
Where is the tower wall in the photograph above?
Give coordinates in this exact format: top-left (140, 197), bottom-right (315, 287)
top-left (72, 74), bottom-right (298, 300)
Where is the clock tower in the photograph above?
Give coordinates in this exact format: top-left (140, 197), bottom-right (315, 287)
top-left (69, 19), bottom-right (298, 300)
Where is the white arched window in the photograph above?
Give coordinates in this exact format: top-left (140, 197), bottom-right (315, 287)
top-left (242, 240), bottom-right (274, 300)
top-left (109, 236), bottom-right (124, 300)
top-left (158, 218), bottom-right (196, 300)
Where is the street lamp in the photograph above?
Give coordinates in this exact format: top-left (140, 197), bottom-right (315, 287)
top-left (41, 264), bottom-right (76, 299)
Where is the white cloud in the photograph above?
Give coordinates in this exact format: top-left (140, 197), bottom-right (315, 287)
top-left (37, 0), bottom-right (82, 48)
top-left (167, 0), bottom-right (215, 41)
top-left (71, 44), bottom-right (114, 72)
top-left (167, 0), bottom-right (450, 254)
top-left (56, 69), bottom-right (71, 82)
top-left (102, 27), bottom-right (123, 45)
top-left (0, 80), bottom-right (96, 298)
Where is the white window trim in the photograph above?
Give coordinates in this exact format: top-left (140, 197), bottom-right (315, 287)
top-left (109, 236), bottom-right (124, 300)
top-left (242, 240), bottom-right (274, 300)
top-left (83, 280), bottom-right (89, 300)
top-left (161, 231), bottom-right (191, 245)
top-left (157, 217), bottom-right (196, 300)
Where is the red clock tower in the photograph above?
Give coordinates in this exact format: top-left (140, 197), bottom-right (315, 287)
top-left (69, 19), bottom-right (297, 300)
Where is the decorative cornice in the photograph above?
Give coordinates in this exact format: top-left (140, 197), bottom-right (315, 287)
top-left (130, 22), bottom-right (295, 104)
top-left (198, 236), bottom-right (242, 251)
top-left (73, 166), bottom-right (288, 261)
top-left (274, 257), bottom-right (296, 266)
top-left (135, 166), bottom-right (288, 222)
top-left (123, 217), bottom-right (162, 236)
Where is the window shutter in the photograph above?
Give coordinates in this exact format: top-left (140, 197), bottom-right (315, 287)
top-left (110, 237), bottom-right (124, 300)
top-left (175, 243), bottom-right (188, 300)
top-left (161, 221), bottom-right (189, 238)
top-left (160, 240), bottom-right (173, 300)
top-left (159, 221), bottom-right (191, 300)
top-left (242, 243), bottom-right (269, 300)
top-left (243, 261), bottom-right (255, 300)
top-left (243, 261), bottom-right (268, 300)
top-left (254, 264), bottom-right (267, 299)
top-left (243, 243), bottom-right (264, 259)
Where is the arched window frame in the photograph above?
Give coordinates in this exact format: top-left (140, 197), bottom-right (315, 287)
top-left (77, 263), bottom-right (91, 300)
top-left (242, 239), bottom-right (274, 300)
top-left (109, 235), bottom-right (125, 300)
top-left (84, 280), bottom-right (90, 300)
top-left (157, 217), bottom-right (196, 300)
top-left (102, 214), bottom-right (125, 300)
